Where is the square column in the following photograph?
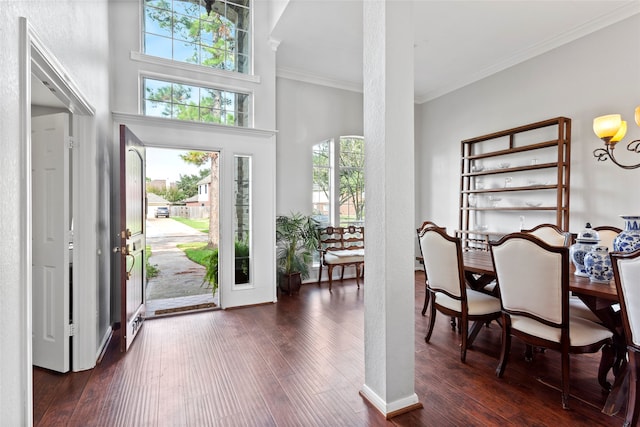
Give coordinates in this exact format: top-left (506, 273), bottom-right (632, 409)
top-left (360, 0), bottom-right (421, 418)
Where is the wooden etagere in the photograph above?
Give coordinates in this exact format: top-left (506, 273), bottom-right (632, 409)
top-left (458, 117), bottom-right (571, 251)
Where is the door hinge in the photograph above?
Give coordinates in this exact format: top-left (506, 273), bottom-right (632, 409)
top-left (67, 137), bottom-right (75, 149)
top-left (68, 323), bottom-right (77, 337)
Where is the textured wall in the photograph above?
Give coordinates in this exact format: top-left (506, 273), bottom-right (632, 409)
top-left (0, 1), bottom-right (110, 424)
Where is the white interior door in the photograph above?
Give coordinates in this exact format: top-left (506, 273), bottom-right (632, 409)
top-left (32, 112), bottom-right (70, 373)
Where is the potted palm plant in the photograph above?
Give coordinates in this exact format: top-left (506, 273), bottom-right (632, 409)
top-left (276, 212), bottom-right (319, 295)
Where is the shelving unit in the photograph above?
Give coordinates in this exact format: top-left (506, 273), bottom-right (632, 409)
top-left (458, 117), bottom-right (571, 251)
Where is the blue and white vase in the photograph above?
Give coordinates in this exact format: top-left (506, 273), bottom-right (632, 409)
top-left (584, 245), bottom-right (613, 283)
top-left (613, 215), bottom-right (640, 253)
top-left (569, 223), bottom-right (599, 277)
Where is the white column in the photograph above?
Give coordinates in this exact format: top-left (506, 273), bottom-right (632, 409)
top-left (361, 0), bottom-right (420, 417)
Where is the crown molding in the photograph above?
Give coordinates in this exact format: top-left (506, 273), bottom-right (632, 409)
top-left (276, 66), bottom-right (362, 93)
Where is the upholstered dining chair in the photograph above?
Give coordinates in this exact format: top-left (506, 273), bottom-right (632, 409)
top-left (522, 223), bottom-right (571, 247)
top-left (522, 224), bottom-right (599, 323)
top-left (611, 248), bottom-right (640, 427)
top-left (594, 225), bottom-right (622, 252)
top-left (417, 226), bottom-right (501, 362)
top-left (490, 232), bottom-right (614, 409)
top-left (417, 221), bottom-right (447, 316)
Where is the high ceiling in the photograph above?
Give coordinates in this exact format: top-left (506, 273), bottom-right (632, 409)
top-left (271, 0), bottom-right (640, 103)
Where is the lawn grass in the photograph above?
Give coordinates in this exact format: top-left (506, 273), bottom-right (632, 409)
top-left (145, 245), bottom-right (159, 279)
top-left (171, 216), bottom-right (209, 233)
top-left (177, 241), bottom-right (213, 267)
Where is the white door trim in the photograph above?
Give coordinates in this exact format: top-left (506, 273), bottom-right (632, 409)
top-left (19, 17), bottom-right (98, 422)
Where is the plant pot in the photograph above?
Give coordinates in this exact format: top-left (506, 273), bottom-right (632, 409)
top-left (279, 272), bottom-right (302, 296)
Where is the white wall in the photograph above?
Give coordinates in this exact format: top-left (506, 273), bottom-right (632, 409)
top-left (0, 1), bottom-right (111, 424)
top-left (416, 14), bottom-right (640, 235)
top-left (275, 77), bottom-right (363, 214)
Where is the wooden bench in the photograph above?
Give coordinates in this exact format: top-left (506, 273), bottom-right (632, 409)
top-left (317, 226), bottom-right (364, 291)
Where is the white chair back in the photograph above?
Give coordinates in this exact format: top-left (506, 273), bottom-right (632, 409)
top-left (418, 228), bottom-right (463, 299)
top-left (527, 226), bottom-right (570, 247)
top-left (491, 233), bottom-right (566, 324)
top-left (595, 229), bottom-right (620, 252)
top-left (613, 252), bottom-right (640, 347)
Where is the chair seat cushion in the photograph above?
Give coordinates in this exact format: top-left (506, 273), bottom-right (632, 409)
top-left (510, 315), bottom-right (613, 346)
top-left (324, 249), bottom-right (364, 264)
top-left (569, 296), bottom-right (601, 323)
top-left (435, 289), bottom-right (501, 315)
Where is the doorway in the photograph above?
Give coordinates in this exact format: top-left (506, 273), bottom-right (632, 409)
top-left (145, 147), bottom-right (220, 316)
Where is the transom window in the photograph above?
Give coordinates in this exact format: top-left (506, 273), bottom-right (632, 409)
top-left (143, 0), bottom-right (251, 74)
top-left (143, 77), bottom-right (250, 126)
top-left (312, 136), bottom-right (365, 227)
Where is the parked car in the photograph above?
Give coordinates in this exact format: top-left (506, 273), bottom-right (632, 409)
top-left (155, 206), bottom-right (170, 218)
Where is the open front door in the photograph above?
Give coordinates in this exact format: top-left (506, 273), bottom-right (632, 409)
top-left (118, 125), bottom-right (146, 352)
top-left (32, 113), bottom-right (71, 372)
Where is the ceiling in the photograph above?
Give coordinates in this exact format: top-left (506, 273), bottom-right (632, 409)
top-left (271, 0), bottom-right (640, 103)
top-left (31, 1), bottom-right (640, 108)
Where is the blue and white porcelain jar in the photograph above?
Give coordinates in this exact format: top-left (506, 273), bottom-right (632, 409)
top-left (569, 223), bottom-right (599, 277)
top-left (613, 215), bottom-right (640, 253)
top-left (584, 245), bottom-right (614, 283)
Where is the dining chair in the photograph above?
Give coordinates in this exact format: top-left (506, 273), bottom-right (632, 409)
top-left (417, 226), bottom-right (501, 362)
top-left (521, 223), bottom-right (572, 247)
top-left (490, 232), bottom-right (614, 409)
top-left (611, 248), bottom-right (640, 427)
top-left (417, 221), bottom-right (447, 316)
top-left (522, 223), bottom-right (599, 322)
top-left (594, 225), bottom-right (622, 252)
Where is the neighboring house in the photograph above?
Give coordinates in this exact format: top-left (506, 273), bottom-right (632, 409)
top-left (184, 194), bottom-right (201, 207)
top-left (197, 174), bottom-right (211, 205)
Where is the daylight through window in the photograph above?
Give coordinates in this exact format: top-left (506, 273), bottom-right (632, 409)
top-left (143, 0), bottom-right (251, 74)
top-left (143, 77), bottom-right (250, 126)
top-left (312, 136), bottom-right (365, 228)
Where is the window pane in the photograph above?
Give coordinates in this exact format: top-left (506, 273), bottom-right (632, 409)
top-left (339, 137), bottom-right (365, 227)
top-left (144, 34), bottom-right (173, 60)
top-left (144, 8), bottom-right (172, 37)
top-left (234, 156), bottom-right (251, 285)
top-left (173, 39), bottom-right (199, 64)
top-left (143, 0), bottom-right (251, 73)
top-left (173, 0), bottom-right (203, 18)
top-left (143, 77), bottom-right (249, 126)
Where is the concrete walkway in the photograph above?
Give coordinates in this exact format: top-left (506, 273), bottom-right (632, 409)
top-left (145, 217), bottom-right (218, 316)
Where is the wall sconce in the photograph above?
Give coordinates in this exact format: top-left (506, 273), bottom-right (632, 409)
top-left (593, 106), bottom-right (640, 169)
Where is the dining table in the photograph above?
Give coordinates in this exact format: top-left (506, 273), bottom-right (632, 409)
top-left (460, 250), bottom-right (626, 417)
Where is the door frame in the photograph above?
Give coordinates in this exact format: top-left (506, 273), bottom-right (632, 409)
top-left (19, 17), bottom-right (98, 423)
top-left (112, 112), bottom-right (277, 309)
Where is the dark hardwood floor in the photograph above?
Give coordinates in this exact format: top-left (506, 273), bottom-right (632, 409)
top-left (34, 272), bottom-right (623, 426)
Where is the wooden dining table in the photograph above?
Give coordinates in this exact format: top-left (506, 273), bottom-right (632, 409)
top-left (460, 250), bottom-right (625, 416)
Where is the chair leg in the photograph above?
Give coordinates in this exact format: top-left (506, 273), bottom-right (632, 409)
top-left (355, 263), bottom-right (361, 288)
top-left (496, 315), bottom-right (511, 378)
top-left (598, 342), bottom-right (615, 391)
top-left (328, 265), bottom-right (334, 292)
top-left (317, 264), bottom-right (323, 287)
top-left (425, 294), bottom-right (437, 343)
top-left (460, 316), bottom-right (468, 363)
top-left (525, 345), bottom-right (534, 362)
top-left (421, 282), bottom-right (430, 316)
top-left (561, 350), bottom-right (570, 410)
top-left (625, 351), bottom-right (640, 427)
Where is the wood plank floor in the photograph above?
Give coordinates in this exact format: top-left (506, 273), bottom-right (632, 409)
top-left (34, 272), bottom-right (623, 426)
